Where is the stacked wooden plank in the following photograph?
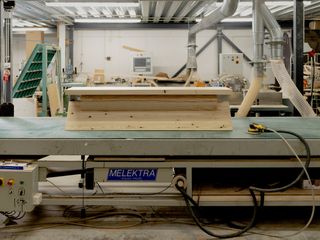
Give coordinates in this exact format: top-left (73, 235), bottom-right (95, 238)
top-left (65, 87), bottom-right (232, 131)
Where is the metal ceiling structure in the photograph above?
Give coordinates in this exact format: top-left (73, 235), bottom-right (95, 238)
top-left (13, 0), bottom-right (320, 28)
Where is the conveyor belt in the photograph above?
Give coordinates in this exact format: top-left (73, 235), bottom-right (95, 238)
top-left (0, 117), bottom-right (319, 156)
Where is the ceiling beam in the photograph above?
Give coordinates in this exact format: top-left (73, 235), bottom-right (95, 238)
top-left (43, 0), bottom-right (139, 2)
top-left (274, 1), bottom-right (320, 19)
top-left (21, 1), bottom-right (74, 24)
top-left (163, 1), bottom-right (181, 23)
top-left (174, 1), bottom-right (198, 23)
top-left (153, 1), bottom-right (166, 23)
top-left (13, 12), bottom-right (56, 27)
top-left (141, 1), bottom-right (150, 22)
top-left (188, 0), bottom-right (216, 21)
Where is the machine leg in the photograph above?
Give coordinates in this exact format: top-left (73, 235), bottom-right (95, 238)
top-left (186, 167), bottom-right (192, 196)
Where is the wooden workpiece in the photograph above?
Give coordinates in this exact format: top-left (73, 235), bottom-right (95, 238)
top-left (65, 87), bottom-right (233, 131)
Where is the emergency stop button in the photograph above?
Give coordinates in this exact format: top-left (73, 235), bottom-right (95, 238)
top-left (7, 179), bottom-right (14, 186)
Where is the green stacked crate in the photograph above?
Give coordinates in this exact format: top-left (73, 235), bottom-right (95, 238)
top-left (13, 44), bottom-right (57, 98)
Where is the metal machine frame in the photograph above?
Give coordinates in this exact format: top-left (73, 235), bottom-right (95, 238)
top-left (0, 117), bottom-right (319, 208)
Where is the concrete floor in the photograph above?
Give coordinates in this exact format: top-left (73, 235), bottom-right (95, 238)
top-left (0, 206), bottom-right (319, 240)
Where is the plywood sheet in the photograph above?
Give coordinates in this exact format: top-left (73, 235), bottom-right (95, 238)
top-left (65, 87), bottom-right (232, 96)
top-left (47, 83), bottom-right (60, 117)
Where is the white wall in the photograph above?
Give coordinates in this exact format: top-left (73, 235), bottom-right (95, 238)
top-left (12, 33), bottom-right (58, 80)
top-left (73, 29), bottom-right (255, 81)
top-left (11, 29), bottom-right (280, 83)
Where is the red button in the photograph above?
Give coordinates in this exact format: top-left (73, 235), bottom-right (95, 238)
top-left (7, 179), bottom-right (14, 186)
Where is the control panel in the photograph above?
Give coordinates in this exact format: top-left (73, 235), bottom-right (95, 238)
top-left (131, 53), bottom-right (153, 75)
top-left (219, 53), bottom-right (244, 76)
top-left (0, 163), bottom-right (42, 212)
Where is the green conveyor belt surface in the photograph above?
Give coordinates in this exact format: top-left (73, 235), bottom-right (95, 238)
top-left (0, 117), bottom-right (319, 139)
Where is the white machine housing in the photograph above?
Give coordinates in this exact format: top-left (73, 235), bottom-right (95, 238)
top-left (0, 163), bottom-right (42, 212)
top-left (131, 53), bottom-right (153, 75)
top-left (219, 53), bottom-right (244, 76)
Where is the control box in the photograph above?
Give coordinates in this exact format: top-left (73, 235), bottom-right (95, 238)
top-left (219, 53), bottom-right (244, 76)
top-left (0, 163), bottom-right (42, 212)
top-left (131, 53), bottom-right (153, 75)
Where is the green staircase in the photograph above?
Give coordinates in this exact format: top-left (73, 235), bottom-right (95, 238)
top-left (13, 44), bottom-right (57, 98)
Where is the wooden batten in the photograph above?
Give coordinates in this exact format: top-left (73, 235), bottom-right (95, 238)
top-left (65, 87), bottom-right (233, 131)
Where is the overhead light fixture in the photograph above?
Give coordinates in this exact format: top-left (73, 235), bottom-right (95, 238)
top-left (74, 18), bottom-right (141, 23)
top-left (195, 17), bottom-right (252, 23)
top-left (222, 18), bottom-right (252, 23)
top-left (13, 27), bottom-right (50, 32)
top-left (46, 2), bottom-right (139, 8)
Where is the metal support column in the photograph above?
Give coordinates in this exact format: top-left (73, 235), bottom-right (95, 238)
top-left (217, 27), bottom-right (223, 75)
top-left (69, 26), bottom-right (74, 67)
top-left (41, 46), bottom-right (48, 117)
top-left (0, 0), bottom-right (14, 116)
top-left (55, 47), bottom-right (64, 114)
top-left (0, 0), bottom-right (4, 105)
top-left (3, 10), bottom-right (12, 104)
top-left (58, 22), bottom-right (66, 74)
top-left (293, 0), bottom-right (304, 94)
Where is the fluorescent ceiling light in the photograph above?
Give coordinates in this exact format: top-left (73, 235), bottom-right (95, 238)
top-left (13, 27), bottom-right (50, 32)
top-left (74, 18), bottom-right (141, 23)
top-left (222, 18), bottom-right (252, 23)
top-left (46, 2), bottom-right (139, 8)
top-left (195, 17), bottom-right (252, 23)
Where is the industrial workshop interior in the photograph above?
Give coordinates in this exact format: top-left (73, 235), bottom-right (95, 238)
top-left (2, 0), bottom-right (320, 239)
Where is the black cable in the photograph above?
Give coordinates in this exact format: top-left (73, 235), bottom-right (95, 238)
top-left (249, 129), bottom-right (311, 193)
top-left (81, 155), bottom-right (86, 218)
top-left (176, 185), bottom-right (258, 239)
top-left (0, 211), bottom-right (26, 220)
top-left (176, 128), bottom-right (310, 239)
top-left (259, 192), bottom-right (265, 208)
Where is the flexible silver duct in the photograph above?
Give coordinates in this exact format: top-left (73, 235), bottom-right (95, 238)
top-left (186, 0), bottom-right (239, 70)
